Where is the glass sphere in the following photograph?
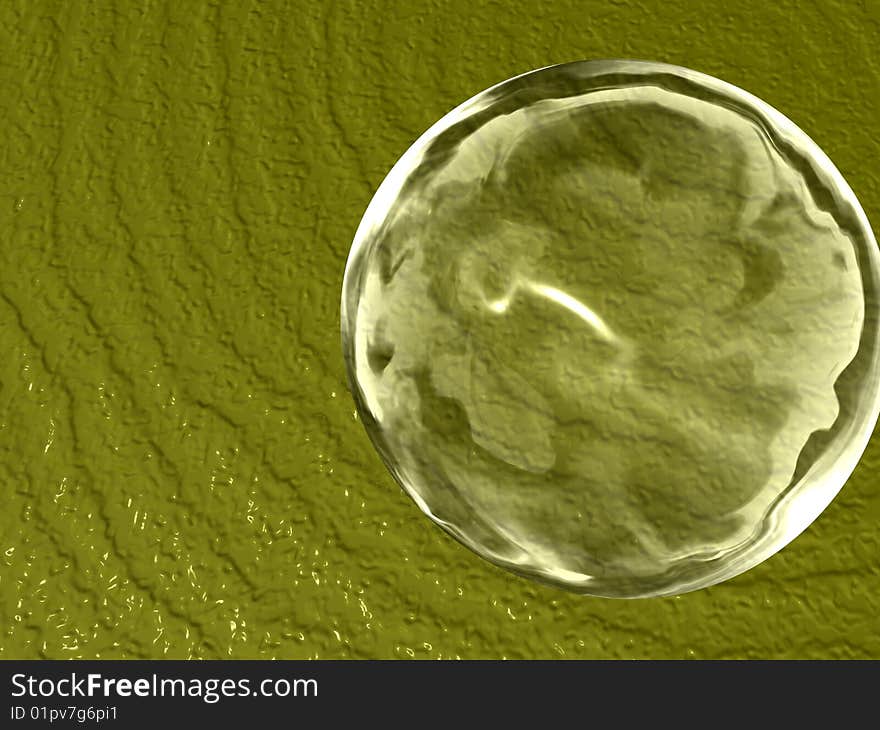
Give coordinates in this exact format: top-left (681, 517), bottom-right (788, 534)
top-left (340, 60), bottom-right (880, 598)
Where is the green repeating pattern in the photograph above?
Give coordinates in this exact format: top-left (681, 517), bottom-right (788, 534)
top-left (0, 0), bottom-right (878, 658)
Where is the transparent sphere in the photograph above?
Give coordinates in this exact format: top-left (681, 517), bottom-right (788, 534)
top-left (341, 60), bottom-right (880, 598)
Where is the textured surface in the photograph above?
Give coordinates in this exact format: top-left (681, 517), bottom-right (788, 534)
top-left (344, 60), bottom-right (877, 598)
top-left (0, 0), bottom-right (878, 659)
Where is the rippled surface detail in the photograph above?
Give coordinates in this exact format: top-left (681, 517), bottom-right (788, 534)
top-left (342, 60), bottom-right (880, 598)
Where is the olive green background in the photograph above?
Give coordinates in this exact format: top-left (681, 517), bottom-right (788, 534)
top-left (1, 0), bottom-right (878, 659)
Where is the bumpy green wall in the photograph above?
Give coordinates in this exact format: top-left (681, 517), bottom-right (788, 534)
top-left (1, 0), bottom-right (878, 659)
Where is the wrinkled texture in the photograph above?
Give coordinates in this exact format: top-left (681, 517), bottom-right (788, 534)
top-left (1, 0), bottom-right (879, 658)
top-left (345, 65), bottom-right (875, 597)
